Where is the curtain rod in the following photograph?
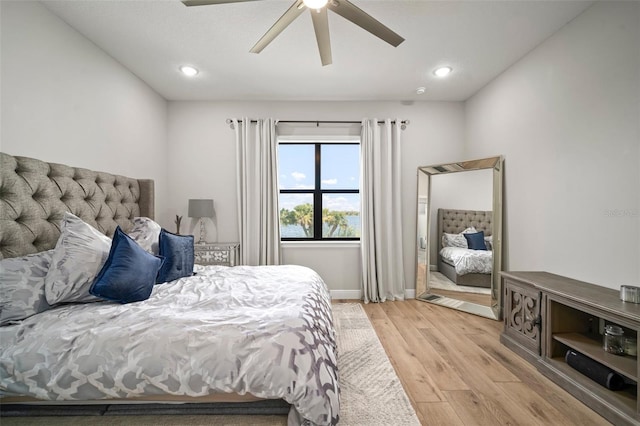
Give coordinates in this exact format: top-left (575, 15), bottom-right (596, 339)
top-left (225, 119), bottom-right (410, 130)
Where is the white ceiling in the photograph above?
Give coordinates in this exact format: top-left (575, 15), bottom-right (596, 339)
top-left (42, 0), bottom-right (594, 102)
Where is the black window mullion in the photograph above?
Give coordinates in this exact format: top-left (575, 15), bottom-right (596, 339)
top-left (321, 189), bottom-right (359, 194)
top-left (313, 144), bottom-right (322, 240)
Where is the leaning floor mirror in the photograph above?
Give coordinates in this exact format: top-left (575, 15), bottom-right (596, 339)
top-left (415, 156), bottom-right (504, 320)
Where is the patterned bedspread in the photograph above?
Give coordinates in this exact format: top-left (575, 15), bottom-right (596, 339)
top-left (440, 247), bottom-right (492, 275)
top-left (0, 265), bottom-right (339, 426)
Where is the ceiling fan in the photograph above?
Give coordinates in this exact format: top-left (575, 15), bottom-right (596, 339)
top-left (182, 0), bottom-right (405, 66)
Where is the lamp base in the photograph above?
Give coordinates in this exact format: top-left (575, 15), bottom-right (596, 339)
top-left (198, 218), bottom-right (207, 244)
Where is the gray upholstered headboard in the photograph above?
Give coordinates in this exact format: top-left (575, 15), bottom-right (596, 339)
top-left (437, 208), bottom-right (492, 251)
top-left (0, 152), bottom-right (154, 260)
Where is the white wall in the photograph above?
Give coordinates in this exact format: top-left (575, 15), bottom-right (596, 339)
top-left (167, 101), bottom-right (465, 294)
top-left (0, 0), bottom-right (465, 296)
top-left (428, 168), bottom-right (493, 264)
top-left (465, 1), bottom-right (640, 289)
top-left (0, 1), bottom-right (170, 227)
top-left (12, 0), bottom-right (635, 296)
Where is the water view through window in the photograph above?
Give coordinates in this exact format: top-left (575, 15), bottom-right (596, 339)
top-left (279, 142), bottom-right (360, 239)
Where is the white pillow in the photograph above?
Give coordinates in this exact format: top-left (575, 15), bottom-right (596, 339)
top-left (44, 212), bottom-right (111, 304)
top-left (485, 235), bottom-right (493, 251)
top-left (442, 233), bottom-right (467, 248)
top-left (0, 250), bottom-right (54, 325)
top-left (128, 217), bottom-right (162, 255)
top-left (441, 226), bottom-right (477, 248)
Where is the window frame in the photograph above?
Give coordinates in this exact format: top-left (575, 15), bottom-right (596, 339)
top-left (279, 141), bottom-right (360, 241)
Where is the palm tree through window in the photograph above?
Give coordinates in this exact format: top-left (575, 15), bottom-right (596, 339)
top-left (278, 142), bottom-right (360, 240)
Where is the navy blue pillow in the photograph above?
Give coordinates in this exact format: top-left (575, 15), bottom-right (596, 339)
top-left (156, 229), bottom-right (194, 283)
top-left (464, 231), bottom-right (488, 250)
top-left (90, 227), bottom-right (164, 304)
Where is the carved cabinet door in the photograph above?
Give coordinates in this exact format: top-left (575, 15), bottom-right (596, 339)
top-left (504, 278), bottom-right (542, 356)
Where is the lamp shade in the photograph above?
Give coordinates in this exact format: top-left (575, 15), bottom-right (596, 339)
top-left (188, 199), bottom-right (214, 218)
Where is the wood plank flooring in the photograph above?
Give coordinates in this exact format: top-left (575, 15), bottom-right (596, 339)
top-left (344, 299), bottom-right (613, 426)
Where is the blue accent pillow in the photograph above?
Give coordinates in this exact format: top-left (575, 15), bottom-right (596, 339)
top-left (463, 231), bottom-right (488, 250)
top-left (156, 229), bottom-right (194, 283)
top-left (90, 227), bottom-right (164, 304)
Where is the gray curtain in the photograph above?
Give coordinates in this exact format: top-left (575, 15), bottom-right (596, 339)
top-left (360, 118), bottom-right (405, 302)
top-left (234, 118), bottom-right (281, 266)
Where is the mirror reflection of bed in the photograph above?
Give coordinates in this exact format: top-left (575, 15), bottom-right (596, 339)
top-left (415, 156), bottom-right (503, 320)
top-left (430, 208), bottom-right (493, 306)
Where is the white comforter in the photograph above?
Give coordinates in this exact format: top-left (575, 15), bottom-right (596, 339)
top-left (0, 265), bottom-right (339, 426)
top-left (440, 247), bottom-right (492, 275)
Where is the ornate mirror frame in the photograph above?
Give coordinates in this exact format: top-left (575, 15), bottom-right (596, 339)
top-left (415, 156), bottom-right (504, 320)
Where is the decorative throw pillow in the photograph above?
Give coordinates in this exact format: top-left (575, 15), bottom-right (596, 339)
top-left (90, 227), bottom-right (164, 304)
top-left (464, 231), bottom-right (488, 250)
top-left (0, 250), bottom-right (54, 325)
top-left (44, 212), bottom-right (111, 305)
top-left (484, 235), bottom-right (493, 251)
top-left (442, 233), bottom-right (468, 248)
top-left (441, 226), bottom-right (477, 248)
top-left (156, 229), bottom-right (194, 283)
top-left (128, 217), bottom-right (162, 255)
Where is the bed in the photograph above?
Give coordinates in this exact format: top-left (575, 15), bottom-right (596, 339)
top-left (436, 208), bottom-right (493, 288)
top-left (0, 152), bottom-right (339, 425)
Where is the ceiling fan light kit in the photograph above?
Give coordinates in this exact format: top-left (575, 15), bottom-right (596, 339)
top-left (182, 0), bottom-right (404, 66)
top-left (302, 0), bottom-right (328, 10)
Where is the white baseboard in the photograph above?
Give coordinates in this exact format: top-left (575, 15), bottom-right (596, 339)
top-left (330, 289), bottom-right (416, 300)
top-left (330, 289), bottom-right (362, 300)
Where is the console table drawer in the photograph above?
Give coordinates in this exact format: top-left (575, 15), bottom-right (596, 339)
top-left (194, 243), bottom-right (240, 266)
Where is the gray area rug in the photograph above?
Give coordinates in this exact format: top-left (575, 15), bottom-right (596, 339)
top-left (332, 303), bottom-right (420, 426)
top-left (1, 303), bottom-right (420, 426)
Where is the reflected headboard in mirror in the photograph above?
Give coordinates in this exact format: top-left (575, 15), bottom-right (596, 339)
top-left (437, 209), bottom-right (492, 288)
top-left (415, 155), bottom-right (503, 320)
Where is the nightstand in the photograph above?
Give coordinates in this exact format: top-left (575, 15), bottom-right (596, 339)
top-left (194, 242), bottom-right (240, 266)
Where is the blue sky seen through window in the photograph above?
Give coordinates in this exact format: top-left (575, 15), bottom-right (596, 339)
top-left (279, 144), bottom-right (359, 211)
top-left (321, 145), bottom-right (359, 190)
top-left (279, 145), bottom-right (315, 191)
top-left (279, 143), bottom-right (360, 239)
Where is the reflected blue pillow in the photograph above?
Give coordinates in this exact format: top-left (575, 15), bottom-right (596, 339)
top-left (90, 227), bottom-right (164, 303)
top-left (156, 229), bottom-right (194, 283)
top-left (463, 231), bottom-right (488, 251)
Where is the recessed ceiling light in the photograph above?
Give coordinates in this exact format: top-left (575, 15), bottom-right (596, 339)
top-left (433, 66), bottom-right (452, 77)
top-left (416, 87), bottom-right (426, 95)
top-left (180, 66), bottom-right (199, 77)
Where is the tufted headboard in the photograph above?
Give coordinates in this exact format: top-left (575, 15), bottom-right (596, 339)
top-left (437, 208), bottom-right (492, 251)
top-left (0, 152), bottom-right (154, 260)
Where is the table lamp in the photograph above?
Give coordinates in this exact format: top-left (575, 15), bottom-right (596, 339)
top-left (188, 199), bottom-right (214, 244)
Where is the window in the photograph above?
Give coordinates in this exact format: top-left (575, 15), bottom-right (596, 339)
top-left (279, 141), bottom-right (360, 240)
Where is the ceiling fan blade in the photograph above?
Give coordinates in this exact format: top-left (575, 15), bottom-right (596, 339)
top-left (328, 0), bottom-right (404, 47)
top-left (182, 0), bottom-right (263, 6)
top-left (311, 8), bottom-right (332, 66)
top-left (250, 0), bottom-right (306, 53)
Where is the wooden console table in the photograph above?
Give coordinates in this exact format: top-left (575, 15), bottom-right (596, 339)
top-left (501, 271), bottom-right (640, 425)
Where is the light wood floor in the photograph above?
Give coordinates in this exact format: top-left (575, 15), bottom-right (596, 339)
top-left (352, 299), bottom-right (612, 426)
